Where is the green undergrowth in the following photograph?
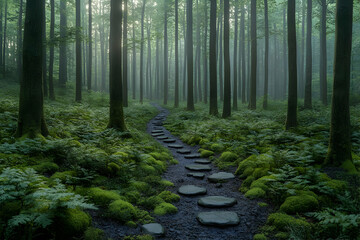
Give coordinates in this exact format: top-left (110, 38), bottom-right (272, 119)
top-left (164, 101), bottom-right (360, 240)
top-left (0, 80), bottom-right (179, 240)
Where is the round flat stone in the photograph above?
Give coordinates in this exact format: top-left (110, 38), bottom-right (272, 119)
top-left (184, 154), bottom-right (201, 159)
top-left (152, 130), bottom-right (163, 133)
top-left (208, 172), bottom-right (235, 183)
top-left (185, 164), bottom-right (212, 171)
top-left (195, 159), bottom-right (211, 164)
top-left (142, 223), bottom-right (165, 237)
top-left (198, 196), bottom-right (237, 208)
top-left (187, 172), bottom-right (206, 179)
top-left (163, 139), bottom-right (176, 143)
top-left (178, 185), bottom-right (207, 196)
top-left (168, 144), bottom-right (184, 149)
top-left (157, 136), bottom-right (168, 140)
top-left (152, 133), bottom-right (164, 137)
top-left (197, 211), bottom-right (240, 226)
top-left (153, 127), bottom-right (163, 130)
top-left (177, 149), bottom-right (191, 154)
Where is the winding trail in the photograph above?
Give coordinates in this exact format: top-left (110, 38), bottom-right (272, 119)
top-left (146, 104), bottom-right (268, 240)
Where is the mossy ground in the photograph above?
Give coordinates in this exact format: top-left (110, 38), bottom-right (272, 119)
top-left (0, 80), bottom-right (178, 239)
top-left (164, 101), bottom-right (360, 240)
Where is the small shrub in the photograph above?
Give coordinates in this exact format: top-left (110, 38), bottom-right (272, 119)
top-left (153, 202), bottom-right (178, 216)
top-left (108, 200), bottom-right (137, 222)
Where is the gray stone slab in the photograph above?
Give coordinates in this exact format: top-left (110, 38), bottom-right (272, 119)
top-left (142, 223), bottom-right (165, 237)
top-left (195, 159), bottom-right (211, 164)
top-left (177, 149), bottom-right (192, 154)
top-left (187, 172), bottom-right (206, 179)
top-left (152, 133), bottom-right (165, 137)
top-left (178, 185), bottom-right (207, 196)
top-left (198, 196), bottom-right (237, 208)
top-left (157, 136), bottom-right (168, 140)
top-left (163, 139), bottom-right (176, 143)
top-left (185, 164), bottom-right (212, 171)
top-left (168, 144), bottom-right (184, 149)
top-left (208, 172), bottom-right (235, 183)
top-left (184, 154), bottom-right (201, 159)
top-left (197, 211), bottom-right (240, 226)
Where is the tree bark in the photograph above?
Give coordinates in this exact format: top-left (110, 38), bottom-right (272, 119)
top-left (209, 0), bottom-right (218, 116)
top-left (0, 1), bottom-right (3, 68)
top-left (222, 0), bottom-right (231, 118)
top-left (320, 0), bottom-right (327, 106)
top-left (248, 0), bottom-right (257, 110)
top-left (163, 1), bottom-right (168, 105)
top-left (174, 0), bottom-right (179, 107)
top-left (285, 0), bottom-right (298, 130)
top-left (108, 0), bottom-right (126, 131)
top-left (326, 0), bottom-right (353, 166)
top-left (186, 0), bottom-right (195, 111)
top-left (16, 0), bottom-right (49, 138)
top-left (87, 0), bottom-right (92, 91)
top-left (283, 7), bottom-right (287, 100)
top-left (140, 0), bottom-right (145, 104)
top-left (233, 0), bottom-right (238, 111)
top-left (76, 0), bottom-right (82, 102)
top-left (2, 0), bottom-right (7, 75)
top-left (203, 0), bottom-right (208, 105)
top-left (59, 0), bottom-right (67, 88)
top-left (132, 2), bottom-right (136, 99)
top-left (304, 0), bottom-right (312, 109)
top-left (263, 0), bottom-right (269, 109)
top-left (219, 0), bottom-right (224, 102)
top-left (123, 0), bottom-right (128, 106)
top-left (42, 0), bottom-right (47, 98)
top-left (48, 0), bottom-right (55, 100)
top-left (147, 25), bottom-right (152, 100)
top-left (240, 3), bottom-right (246, 104)
top-left (17, 0), bottom-right (24, 81)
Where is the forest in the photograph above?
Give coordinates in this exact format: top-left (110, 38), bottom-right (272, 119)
top-left (0, 0), bottom-right (360, 239)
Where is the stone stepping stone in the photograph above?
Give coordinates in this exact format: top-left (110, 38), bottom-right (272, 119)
top-left (198, 196), bottom-right (237, 208)
top-left (184, 154), bottom-right (201, 159)
top-left (153, 127), bottom-right (163, 130)
top-left (152, 133), bottom-right (164, 137)
top-left (178, 185), bottom-right (207, 196)
top-left (168, 144), bottom-right (184, 149)
top-left (157, 136), bottom-right (168, 140)
top-left (187, 172), bottom-right (206, 179)
top-left (141, 223), bottom-right (165, 237)
top-left (177, 149), bottom-right (192, 154)
top-left (195, 159), bottom-right (211, 164)
top-left (185, 164), bottom-right (212, 171)
top-left (152, 130), bottom-right (163, 133)
top-left (197, 211), bottom-right (240, 227)
top-left (163, 139), bottom-right (176, 143)
top-left (208, 172), bottom-right (235, 183)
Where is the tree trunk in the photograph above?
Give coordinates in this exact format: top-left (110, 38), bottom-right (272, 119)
top-left (219, 1), bottom-right (224, 102)
top-left (209, 0), bottom-right (218, 116)
top-left (196, 0), bottom-right (202, 102)
top-left (285, 0), bottom-right (298, 130)
top-left (174, 0), bottom-right (179, 107)
top-left (156, 36), bottom-right (160, 99)
top-left (123, 0), bottom-right (128, 106)
top-left (87, 0), bottom-right (92, 91)
top-left (16, 0), bottom-right (49, 138)
top-left (147, 25), bottom-right (152, 100)
top-left (304, 0), bottom-right (312, 109)
top-left (203, 0), bottom-right (208, 105)
top-left (222, 0), bottom-right (231, 118)
top-left (186, 0), bottom-right (195, 111)
top-left (140, 0), bottom-right (145, 104)
top-left (108, 0), bottom-right (126, 131)
top-left (132, 2), bottom-right (136, 99)
top-left (241, 3), bottom-right (246, 104)
top-left (0, 1), bottom-right (3, 68)
top-left (326, 0), bottom-right (353, 166)
top-left (247, 6), bottom-right (250, 102)
top-left (263, 0), bottom-right (269, 109)
top-left (94, 28), bottom-right (98, 91)
top-left (164, 2), bottom-right (168, 105)
top-left (42, 0), bottom-right (47, 98)
top-left (76, 0), bottom-right (82, 102)
top-left (2, 0), bottom-right (7, 75)
top-left (320, 0), bottom-right (327, 106)
top-left (17, 0), bottom-right (23, 81)
top-left (248, 0), bottom-right (257, 110)
top-left (48, 0), bottom-right (55, 100)
top-left (182, 7), bottom-right (187, 101)
top-left (233, 0), bottom-right (238, 111)
top-left (59, 0), bottom-right (67, 88)
top-left (283, 7), bottom-right (287, 100)
top-left (100, 5), bottom-right (106, 92)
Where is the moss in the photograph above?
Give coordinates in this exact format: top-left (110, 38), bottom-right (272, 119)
top-left (325, 179), bottom-right (347, 192)
top-left (250, 181), bottom-right (269, 192)
top-left (113, 151), bottom-right (129, 158)
top-left (139, 196), bottom-right (165, 209)
top-left (50, 170), bottom-right (76, 182)
top-left (249, 175), bottom-right (277, 190)
top-left (33, 162), bottom-right (59, 174)
top-left (123, 235), bottom-right (154, 240)
top-left (242, 167), bottom-right (255, 178)
top-left (130, 181), bottom-right (151, 193)
top-left (258, 202), bottom-right (268, 207)
top-left (267, 213), bottom-right (311, 232)
top-left (170, 158), bottom-right (179, 164)
top-left (235, 154), bottom-right (273, 176)
top-left (126, 221), bottom-right (137, 228)
top-left (188, 135), bottom-right (202, 145)
top-left (158, 191), bottom-right (180, 203)
top-left (274, 232), bottom-right (289, 239)
top-left (340, 159), bottom-right (359, 174)
top-left (253, 233), bottom-right (267, 240)
top-left (295, 190), bottom-right (318, 199)
top-left (125, 190), bottom-right (141, 204)
top-left (252, 168), bottom-right (269, 179)
top-left (210, 143), bottom-right (225, 152)
top-left (199, 149), bottom-right (214, 158)
top-left (149, 152), bottom-right (171, 162)
top-left (219, 151), bottom-right (238, 162)
top-left (84, 227), bottom-right (105, 240)
top-left (86, 187), bottom-right (123, 206)
top-left (107, 162), bottom-right (121, 177)
top-left (153, 202), bottom-right (178, 216)
top-left (242, 175), bottom-right (255, 188)
top-left (138, 164), bottom-right (157, 175)
top-left (245, 187), bottom-right (266, 199)
top-left (140, 154), bottom-right (166, 172)
top-left (280, 195), bottom-right (318, 214)
top-left (56, 209), bottom-right (91, 239)
top-left (160, 180), bottom-right (174, 187)
top-left (108, 200), bottom-right (137, 222)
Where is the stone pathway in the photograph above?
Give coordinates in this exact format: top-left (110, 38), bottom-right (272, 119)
top-left (143, 104), bottom-right (268, 240)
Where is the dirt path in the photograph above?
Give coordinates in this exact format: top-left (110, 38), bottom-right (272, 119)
top-left (145, 104), bottom-right (269, 240)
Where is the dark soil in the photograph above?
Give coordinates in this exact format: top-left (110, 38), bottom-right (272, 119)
top-left (90, 104), bottom-right (269, 240)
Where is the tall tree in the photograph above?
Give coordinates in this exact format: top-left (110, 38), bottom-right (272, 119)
top-left (87, 0), bottom-right (92, 91)
top-left (174, 0), bottom-right (179, 107)
top-left (304, 0), bottom-right (312, 109)
top-left (163, 1), bottom-right (168, 105)
top-left (140, 0), bottom-right (145, 104)
top-left (75, 0), bottom-right (82, 102)
top-left (222, 0), bottom-right (231, 118)
top-left (186, 0), bottom-right (194, 111)
top-left (123, 0), bottom-right (129, 107)
top-left (16, 0), bottom-right (49, 137)
top-left (132, 1), bottom-right (136, 99)
top-left (285, 0), bottom-right (298, 130)
top-left (2, 0), bottom-right (7, 75)
top-left (218, 0), bottom-right (224, 101)
top-left (282, 7), bottom-right (287, 100)
top-left (209, 0), bottom-right (218, 116)
top-left (59, 0), bottom-right (67, 88)
top-left (108, 0), bottom-right (126, 131)
top-left (326, 0), bottom-right (353, 166)
top-left (48, 0), bottom-right (55, 100)
top-left (0, 0), bottom-right (3, 68)
top-left (240, 2), bottom-right (246, 104)
top-left (42, 0), bottom-right (47, 97)
top-left (203, 0), bottom-right (208, 104)
top-left (320, 0), bottom-right (327, 106)
top-left (233, 0), bottom-right (238, 111)
top-left (263, 0), bottom-right (269, 109)
top-left (248, 0), bottom-right (257, 110)
top-left (146, 24), bottom-right (152, 99)
top-left (17, 0), bottom-right (24, 81)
